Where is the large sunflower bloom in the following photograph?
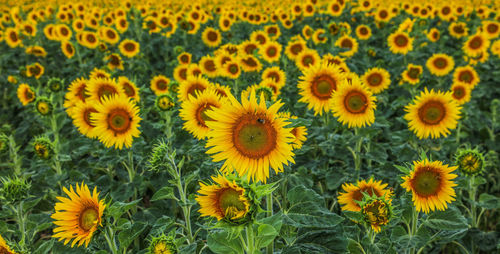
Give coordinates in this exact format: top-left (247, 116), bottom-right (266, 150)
top-left (401, 159), bottom-right (457, 213)
top-left (205, 91), bottom-right (295, 183)
top-left (331, 76), bottom-right (377, 128)
top-left (91, 94), bottom-right (141, 149)
top-left (51, 183), bottom-right (106, 247)
top-left (338, 178), bottom-right (392, 212)
top-left (404, 88), bottom-right (461, 139)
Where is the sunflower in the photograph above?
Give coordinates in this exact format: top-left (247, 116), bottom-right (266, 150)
top-left (204, 91), bottom-right (295, 183)
top-left (221, 60), bottom-right (241, 79)
top-left (455, 148), bottom-right (485, 176)
top-left (33, 136), bottom-right (54, 160)
top-left (259, 41), bottom-right (282, 63)
top-left (25, 46), bottom-right (47, 57)
top-left (448, 22), bottom-right (469, 39)
top-left (0, 234), bottom-right (16, 254)
top-left (105, 53), bottom-right (124, 70)
top-left (264, 24), bottom-right (280, 40)
top-left (295, 49), bottom-right (320, 71)
top-left (64, 78), bottom-right (89, 115)
top-left (239, 55), bottom-right (262, 73)
top-left (250, 30), bottom-right (269, 45)
top-left (285, 38), bottom-right (307, 60)
top-left (5, 28), bottom-right (22, 48)
top-left (361, 67), bottom-right (391, 94)
top-left (71, 101), bottom-right (98, 138)
top-left (338, 178), bottom-right (392, 212)
top-left (118, 76), bottom-right (140, 102)
top-left (453, 65), bottom-right (479, 89)
top-left (89, 68), bottom-right (111, 79)
top-left (150, 75), bottom-right (170, 96)
top-left (26, 63), bottom-right (44, 79)
top-left (463, 33), bottom-right (490, 57)
top-left (119, 39), bottom-right (140, 58)
top-left (327, 2), bottom-right (344, 16)
top-left (426, 53), bottom-right (455, 77)
top-left (259, 78), bottom-right (284, 100)
top-left (361, 198), bottom-right (392, 233)
top-left (173, 64), bottom-right (189, 82)
top-left (21, 22), bottom-right (37, 37)
top-left (312, 29), bottom-right (328, 44)
top-left (201, 27), bottom-right (222, 48)
top-left (404, 88), bottom-right (461, 139)
top-left (80, 31), bottom-right (99, 49)
top-left (199, 56), bottom-right (219, 77)
top-left (35, 97), bottom-right (52, 116)
top-left (17, 83), bottom-right (35, 106)
top-left (91, 94), bottom-right (141, 149)
top-left (177, 75), bottom-right (210, 102)
top-left (331, 76), bottom-right (377, 128)
top-left (298, 62), bottom-right (343, 115)
top-left (100, 27), bottom-right (120, 45)
top-left (449, 82), bottom-right (471, 105)
top-left (212, 83), bottom-right (232, 99)
top-left (188, 64), bottom-right (203, 77)
top-left (355, 25), bottom-right (372, 40)
top-left (86, 77), bottom-right (123, 103)
top-left (179, 88), bottom-right (226, 140)
top-left (177, 52), bottom-right (192, 65)
top-left (335, 35), bottom-right (358, 57)
top-left (401, 159), bottom-right (457, 213)
top-left (56, 24), bottom-right (72, 41)
top-left (426, 28), bottom-right (440, 42)
top-left (155, 94), bottom-right (175, 111)
top-left (61, 41), bottom-right (75, 59)
top-left (482, 20), bottom-right (500, 39)
top-left (52, 183), bottom-right (106, 247)
top-left (262, 66), bottom-right (286, 88)
top-left (241, 83), bottom-right (274, 102)
top-left (195, 175), bottom-right (251, 222)
top-left (239, 40), bottom-right (259, 56)
top-left (401, 64), bottom-right (423, 85)
top-left (387, 31), bottom-right (413, 54)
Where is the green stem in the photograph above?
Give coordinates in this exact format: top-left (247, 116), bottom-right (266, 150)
top-left (104, 226), bottom-right (119, 254)
top-left (8, 135), bottom-right (22, 176)
top-left (468, 176), bottom-right (477, 253)
top-left (75, 44), bottom-right (84, 68)
top-left (451, 241), bottom-right (470, 254)
top-left (126, 149), bottom-right (135, 183)
top-left (246, 224), bottom-right (255, 254)
top-left (169, 155), bottom-right (194, 244)
top-left (266, 193), bottom-right (274, 254)
top-left (162, 111), bottom-right (173, 140)
top-left (17, 202), bottom-right (26, 250)
top-left (50, 113), bottom-right (62, 175)
top-left (409, 207), bottom-right (418, 254)
top-left (354, 128), bottom-right (363, 180)
top-left (456, 122), bottom-right (461, 144)
top-left (233, 79), bottom-right (239, 96)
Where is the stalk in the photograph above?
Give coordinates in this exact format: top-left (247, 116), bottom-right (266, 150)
top-left (266, 193), bottom-right (274, 254)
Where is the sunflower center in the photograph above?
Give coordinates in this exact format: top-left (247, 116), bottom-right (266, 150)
top-left (180, 55), bottom-right (189, 63)
top-left (458, 71), bottom-right (472, 82)
top-left (229, 64), bottom-right (238, 74)
top-left (453, 86), bottom-right (465, 99)
top-left (266, 47), bottom-right (277, 57)
top-left (411, 169), bottom-right (442, 197)
top-left (123, 83), bottom-right (136, 97)
top-left (107, 109), bottom-right (132, 134)
top-left (363, 200), bottom-right (389, 226)
top-left (124, 42), bottom-right (136, 52)
top-left (395, 34), bottom-right (408, 47)
top-left (98, 85), bottom-right (118, 99)
top-left (433, 58), bottom-right (447, 69)
top-left (487, 24), bottom-right (498, 33)
top-left (79, 208), bottom-right (98, 231)
top-left (245, 44), bottom-right (257, 54)
top-left (37, 102), bottom-right (50, 115)
top-left (368, 73), bottom-right (383, 86)
top-left (158, 97), bottom-right (173, 110)
top-left (233, 114), bottom-right (277, 158)
top-left (195, 103), bottom-right (215, 127)
top-left (86, 34), bottom-right (96, 43)
top-left (469, 37), bottom-right (482, 49)
top-left (156, 80), bottom-right (168, 90)
top-left (84, 108), bottom-right (97, 127)
top-left (344, 91), bottom-right (368, 114)
top-left (453, 25), bottom-right (464, 34)
top-left (340, 38), bottom-right (353, 48)
top-left (207, 31), bottom-right (218, 42)
top-left (218, 188), bottom-right (246, 218)
top-left (311, 74), bottom-right (336, 100)
top-left (0, 245), bottom-right (11, 254)
top-left (25, 89), bottom-right (34, 100)
top-left (418, 100), bottom-right (445, 125)
top-left (187, 83), bottom-right (206, 96)
top-left (204, 60), bottom-right (216, 72)
top-left (9, 31), bottom-right (18, 42)
top-left (408, 68), bottom-right (420, 79)
top-left (360, 27), bottom-right (368, 35)
top-left (242, 57), bottom-right (257, 67)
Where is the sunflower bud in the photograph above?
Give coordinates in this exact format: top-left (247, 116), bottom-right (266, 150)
top-left (35, 97), bottom-right (53, 116)
top-left (0, 176), bottom-right (31, 204)
top-left (33, 136), bottom-right (55, 160)
top-left (360, 197), bottom-right (393, 233)
top-left (148, 233), bottom-right (177, 254)
top-left (7, 75), bottom-right (18, 84)
top-left (174, 46), bottom-right (185, 55)
top-left (155, 94), bottom-right (175, 111)
top-left (48, 77), bottom-right (64, 92)
top-left (455, 148), bottom-right (485, 176)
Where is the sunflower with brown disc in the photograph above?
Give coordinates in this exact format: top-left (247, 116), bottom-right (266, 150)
top-left (404, 88), bottom-right (461, 139)
top-left (338, 178), bottom-right (392, 212)
top-left (361, 67), bottom-right (391, 94)
top-left (204, 90), bottom-right (295, 183)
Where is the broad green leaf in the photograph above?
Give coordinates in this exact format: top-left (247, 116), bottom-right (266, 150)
top-left (478, 193), bottom-right (500, 209)
top-left (32, 239), bottom-right (54, 254)
top-left (423, 207), bottom-right (468, 231)
top-left (107, 199), bottom-right (142, 219)
top-left (151, 186), bottom-right (177, 201)
top-left (207, 230), bottom-right (244, 254)
top-left (118, 221), bottom-right (148, 251)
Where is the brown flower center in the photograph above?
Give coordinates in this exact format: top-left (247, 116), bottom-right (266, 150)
top-left (344, 90), bottom-right (368, 113)
top-left (311, 74), bottom-right (336, 100)
top-left (232, 113), bottom-right (277, 158)
top-left (418, 100), bottom-right (446, 125)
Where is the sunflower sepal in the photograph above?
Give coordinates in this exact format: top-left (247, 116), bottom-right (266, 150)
top-left (147, 231), bottom-right (178, 254)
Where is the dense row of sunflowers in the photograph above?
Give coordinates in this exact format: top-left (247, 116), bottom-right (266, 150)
top-left (0, 0), bottom-right (499, 253)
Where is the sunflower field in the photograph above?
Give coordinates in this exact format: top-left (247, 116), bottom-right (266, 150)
top-left (1, 0), bottom-right (500, 253)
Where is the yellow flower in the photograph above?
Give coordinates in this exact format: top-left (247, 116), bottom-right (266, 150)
top-left (361, 67), bottom-right (391, 94)
top-left (387, 31), bottom-right (413, 55)
top-left (426, 53), bottom-right (455, 77)
top-left (119, 39), bottom-right (140, 58)
top-left (201, 27), bottom-right (222, 48)
top-left (401, 159), bottom-right (457, 213)
top-left (404, 88), bottom-right (461, 139)
top-left (52, 183), bottom-right (106, 247)
top-left (150, 75), bottom-right (170, 96)
top-left (338, 178), bottom-right (392, 212)
top-left (259, 41), bottom-right (282, 63)
top-left (70, 101), bottom-right (98, 138)
top-left (463, 32), bottom-right (489, 57)
top-left (335, 35), bottom-right (358, 57)
top-left (452, 65), bottom-right (479, 89)
top-left (361, 199), bottom-right (391, 233)
top-left (450, 82), bottom-right (471, 105)
top-left (17, 83), bottom-right (35, 106)
top-left (205, 91), bottom-right (295, 183)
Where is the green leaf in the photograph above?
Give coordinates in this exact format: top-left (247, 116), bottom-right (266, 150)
top-left (32, 239), bottom-right (54, 254)
top-left (107, 199), bottom-right (142, 219)
top-left (423, 207), bottom-right (468, 231)
top-left (478, 193), bottom-right (500, 209)
top-left (118, 221), bottom-right (148, 251)
top-left (207, 230), bottom-right (244, 254)
top-left (254, 224), bottom-right (279, 249)
top-left (151, 186), bottom-right (177, 201)
top-left (347, 238), bottom-right (364, 254)
top-left (342, 211), bottom-right (363, 222)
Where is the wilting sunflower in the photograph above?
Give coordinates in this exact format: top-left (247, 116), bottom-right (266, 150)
top-left (463, 32), bottom-right (490, 57)
top-left (388, 31), bottom-right (413, 54)
top-left (86, 77), bottom-right (123, 103)
top-left (404, 88), bottom-right (461, 139)
top-left (71, 101), bottom-right (98, 138)
top-left (259, 41), bottom-right (282, 63)
top-left (196, 175), bottom-right (252, 223)
top-left (91, 94), bottom-right (141, 149)
top-left (361, 67), bottom-right (391, 94)
top-left (331, 76), bottom-right (377, 128)
top-left (118, 76), bottom-right (140, 102)
top-left (119, 39), bottom-right (140, 58)
top-left (298, 62), bottom-right (343, 115)
top-left (0, 234), bottom-right (16, 254)
top-left (179, 88), bottom-right (226, 140)
top-left (426, 53), bottom-right (455, 77)
top-left (450, 82), bottom-right (471, 105)
top-left (338, 178), bottom-right (392, 212)
top-left (335, 35), bottom-right (358, 57)
top-left (52, 183), bottom-right (106, 247)
top-left (401, 159), bottom-right (457, 213)
top-left (361, 198), bottom-right (392, 233)
top-left (401, 64), bottom-right (423, 85)
top-left (177, 75), bottom-right (210, 102)
top-left (204, 91), bottom-right (295, 183)
top-left (452, 65), bottom-right (479, 89)
top-left (201, 27), bottom-right (222, 48)
top-left (455, 148), bottom-right (485, 176)
top-left (17, 83), bottom-right (35, 106)
top-left (150, 75), bottom-right (170, 96)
